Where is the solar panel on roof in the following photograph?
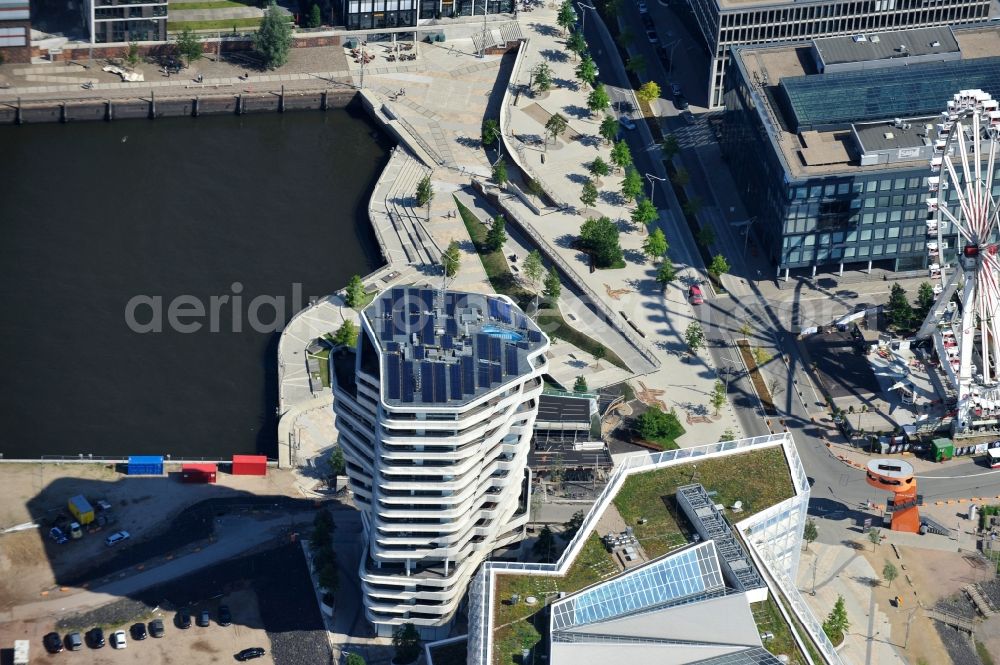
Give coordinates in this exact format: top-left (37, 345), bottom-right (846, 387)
top-left (462, 356), bottom-right (475, 394)
top-left (414, 346), bottom-right (425, 360)
top-left (441, 335), bottom-right (453, 349)
top-left (382, 319), bottom-right (395, 338)
top-left (490, 337), bottom-right (501, 360)
top-left (450, 363), bottom-right (463, 400)
top-left (391, 287), bottom-right (404, 302)
top-left (516, 315), bottom-right (528, 330)
top-left (422, 316), bottom-right (435, 343)
top-left (478, 364), bottom-right (491, 388)
top-left (528, 330), bottom-right (541, 343)
top-left (446, 317), bottom-right (459, 336)
top-left (402, 361), bottom-right (415, 402)
top-left (434, 363), bottom-right (447, 402)
top-left (387, 356), bottom-right (401, 400)
top-left (487, 299), bottom-right (497, 320)
top-left (477, 333), bottom-right (490, 361)
top-left (505, 346), bottom-right (518, 376)
top-left (421, 362), bottom-right (434, 402)
top-left (420, 289), bottom-right (434, 311)
top-left (491, 362), bottom-right (502, 383)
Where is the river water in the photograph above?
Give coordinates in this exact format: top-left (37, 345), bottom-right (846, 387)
top-left (0, 108), bottom-right (389, 459)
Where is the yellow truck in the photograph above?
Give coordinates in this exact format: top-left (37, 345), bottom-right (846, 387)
top-left (68, 495), bottom-right (95, 526)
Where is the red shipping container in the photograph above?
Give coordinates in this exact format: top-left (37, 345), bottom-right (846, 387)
top-left (182, 463), bottom-right (217, 483)
top-left (232, 454), bottom-right (267, 476)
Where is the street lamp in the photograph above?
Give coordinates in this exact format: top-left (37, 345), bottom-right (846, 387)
top-left (488, 125), bottom-right (504, 165)
top-left (575, 2), bottom-right (595, 34)
top-left (731, 216), bottom-right (757, 255)
top-left (665, 39), bottom-right (681, 77)
top-left (645, 173), bottom-right (666, 207)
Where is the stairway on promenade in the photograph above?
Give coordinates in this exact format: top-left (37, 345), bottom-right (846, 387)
top-left (368, 147), bottom-right (441, 269)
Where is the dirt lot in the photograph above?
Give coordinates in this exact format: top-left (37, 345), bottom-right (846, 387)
top-left (0, 463), bottom-right (304, 611)
top-left (0, 588), bottom-right (274, 665)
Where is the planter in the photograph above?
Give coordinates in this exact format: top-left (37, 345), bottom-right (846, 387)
top-left (736, 339), bottom-right (778, 417)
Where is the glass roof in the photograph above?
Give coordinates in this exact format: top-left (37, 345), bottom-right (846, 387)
top-left (689, 647), bottom-right (784, 664)
top-left (550, 542), bottom-right (725, 630)
top-left (782, 56), bottom-right (1000, 131)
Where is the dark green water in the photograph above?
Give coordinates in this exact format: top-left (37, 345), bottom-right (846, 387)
top-left (0, 109), bottom-right (389, 459)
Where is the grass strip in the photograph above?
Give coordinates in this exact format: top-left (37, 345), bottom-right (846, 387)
top-left (167, 17), bottom-right (264, 30)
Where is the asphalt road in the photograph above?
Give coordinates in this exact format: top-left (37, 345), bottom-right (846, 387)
top-left (578, 3), bottom-right (1000, 512)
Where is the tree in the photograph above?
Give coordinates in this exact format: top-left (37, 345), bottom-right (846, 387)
top-left (719, 428), bottom-right (737, 442)
top-left (710, 379), bottom-right (726, 416)
top-left (887, 282), bottom-right (913, 330)
top-left (574, 375), bottom-right (588, 393)
top-left (556, 0), bottom-right (576, 35)
top-left (620, 167), bottom-right (643, 204)
top-left (803, 519), bottom-right (818, 551)
top-left (524, 250), bottom-right (545, 286)
top-left (696, 225), bottom-right (715, 248)
top-left (709, 254), bottom-right (730, 278)
top-left (345, 275), bottom-right (366, 307)
top-left (589, 156), bottom-right (610, 186)
top-left (661, 134), bottom-right (679, 159)
top-left (486, 215), bottom-right (507, 252)
top-left (318, 561), bottom-right (339, 594)
top-left (415, 174), bottom-right (434, 207)
top-left (332, 320), bottom-right (358, 348)
top-left (823, 596), bottom-right (850, 644)
top-left (575, 55), bottom-right (598, 87)
top-left (587, 83), bottom-right (611, 116)
top-left (531, 62), bottom-right (553, 92)
top-left (617, 28), bottom-right (633, 48)
top-left (125, 40), bottom-right (141, 68)
top-left (683, 197), bottom-right (703, 216)
top-left (610, 139), bottom-right (633, 172)
top-left (752, 346), bottom-right (772, 365)
top-left (580, 178), bottom-right (599, 208)
top-left (626, 54), bottom-right (646, 75)
top-left (738, 322), bottom-right (753, 337)
top-left (655, 262), bottom-right (677, 289)
top-left (492, 159), bottom-right (509, 187)
top-left (566, 30), bottom-right (586, 60)
top-left (685, 321), bottom-right (705, 355)
top-left (600, 115), bottom-right (619, 145)
top-left (327, 447), bottom-right (346, 477)
top-left (594, 345), bottom-right (606, 368)
top-left (345, 654), bottom-right (367, 665)
top-left (392, 623), bottom-right (422, 664)
top-left (544, 113), bottom-right (569, 148)
top-left (643, 228), bottom-right (668, 261)
top-left (636, 80), bottom-right (660, 104)
top-left (176, 29), bottom-right (203, 66)
top-left (543, 267), bottom-right (562, 301)
top-left (308, 2), bottom-right (322, 26)
top-left (563, 510), bottom-right (585, 539)
top-left (579, 216), bottom-right (624, 268)
top-left (533, 525), bottom-right (556, 561)
top-left (883, 561), bottom-right (898, 588)
top-left (632, 197), bottom-right (659, 229)
top-left (868, 528), bottom-right (882, 551)
top-left (637, 406), bottom-right (684, 442)
top-left (254, 2), bottom-right (293, 69)
top-left (442, 241), bottom-right (461, 278)
top-left (481, 117), bottom-right (500, 147)
top-left (671, 167), bottom-right (690, 187)
top-left (527, 178), bottom-right (545, 201)
top-left (914, 281), bottom-right (935, 321)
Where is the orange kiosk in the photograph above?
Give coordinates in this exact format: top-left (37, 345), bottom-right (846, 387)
top-left (865, 459), bottom-right (921, 533)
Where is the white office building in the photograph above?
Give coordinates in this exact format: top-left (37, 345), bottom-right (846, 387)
top-left (331, 286), bottom-right (549, 638)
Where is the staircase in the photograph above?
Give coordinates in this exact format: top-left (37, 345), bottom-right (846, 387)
top-left (964, 584), bottom-right (995, 618)
top-left (925, 608), bottom-right (975, 633)
top-left (383, 151), bottom-right (441, 267)
top-left (921, 517), bottom-right (952, 537)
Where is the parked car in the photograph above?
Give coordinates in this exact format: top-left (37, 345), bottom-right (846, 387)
top-left (619, 115), bottom-right (636, 131)
top-left (66, 632), bottom-right (83, 651)
top-left (44, 632), bottom-right (63, 654)
top-left (176, 608), bottom-right (192, 629)
top-left (638, 0), bottom-right (648, 13)
top-left (48, 526), bottom-right (68, 544)
top-left (105, 530), bottom-right (130, 546)
top-left (670, 83), bottom-right (683, 97)
top-left (674, 94), bottom-right (690, 110)
top-left (655, 45), bottom-right (670, 66)
top-left (149, 619), bottom-right (165, 638)
top-left (87, 627), bottom-right (105, 648)
top-left (130, 622), bottom-right (147, 641)
top-left (111, 630), bottom-right (127, 649)
top-left (218, 605), bottom-right (232, 627)
top-left (681, 110), bottom-right (697, 125)
top-left (95, 499), bottom-right (113, 512)
top-left (645, 29), bottom-right (659, 44)
top-left (688, 284), bottom-right (704, 305)
top-left (198, 609), bottom-right (211, 627)
top-left (236, 647), bottom-right (267, 661)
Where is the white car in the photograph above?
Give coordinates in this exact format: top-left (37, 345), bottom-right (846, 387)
top-left (105, 530), bottom-right (130, 547)
top-left (646, 29), bottom-right (659, 44)
top-left (111, 630), bottom-right (127, 649)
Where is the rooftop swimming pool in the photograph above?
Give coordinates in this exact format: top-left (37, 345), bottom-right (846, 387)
top-left (481, 325), bottom-right (524, 342)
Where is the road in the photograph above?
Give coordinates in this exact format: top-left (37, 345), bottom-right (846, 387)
top-left (578, 3), bottom-right (1000, 511)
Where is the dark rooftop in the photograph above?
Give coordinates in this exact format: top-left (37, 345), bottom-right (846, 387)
top-left (813, 26), bottom-right (959, 67)
top-left (537, 393), bottom-right (592, 425)
top-left (364, 286), bottom-right (547, 407)
top-left (853, 116), bottom-right (940, 152)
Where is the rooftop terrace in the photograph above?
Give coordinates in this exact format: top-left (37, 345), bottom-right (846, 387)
top-left (363, 287), bottom-right (546, 407)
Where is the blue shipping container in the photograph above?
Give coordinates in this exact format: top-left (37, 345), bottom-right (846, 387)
top-left (127, 455), bottom-right (164, 475)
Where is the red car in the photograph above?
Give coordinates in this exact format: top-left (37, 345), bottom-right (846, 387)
top-left (688, 284), bottom-right (704, 305)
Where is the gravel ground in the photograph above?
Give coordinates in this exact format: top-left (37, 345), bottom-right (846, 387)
top-left (976, 579), bottom-right (1000, 610)
top-left (56, 597), bottom-right (157, 632)
top-left (934, 622), bottom-right (982, 665)
top-left (935, 593), bottom-right (979, 620)
top-left (61, 496), bottom-right (317, 586)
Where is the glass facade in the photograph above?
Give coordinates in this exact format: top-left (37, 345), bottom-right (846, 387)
top-left (343, 0), bottom-right (511, 29)
top-left (550, 541), bottom-right (725, 630)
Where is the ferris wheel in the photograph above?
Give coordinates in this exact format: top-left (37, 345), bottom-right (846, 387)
top-left (918, 89), bottom-right (1000, 434)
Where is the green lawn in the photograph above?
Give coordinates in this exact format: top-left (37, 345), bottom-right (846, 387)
top-left (612, 446), bottom-right (794, 558)
top-left (167, 17), bottom-right (264, 31)
top-left (454, 196), bottom-right (628, 370)
top-left (309, 348), bottom-right (331, 388)
top-left (169, 1), bottom-right (253, 9)
top-left (752, 598), bottom-right (806, 664)
top-left (492, 532), bottom-right (617, 665)
top-left (641, 434), bottom-right (681, 451)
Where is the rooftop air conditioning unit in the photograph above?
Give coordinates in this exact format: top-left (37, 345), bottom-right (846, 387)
top-left (871, 35), bottom-right (880, 43)
top-left (853, 35), bottom-right (868, 42)
top-left (931, 40), bottom-right (941, 47)
top-left (893, 118), bottom-right (903, 127)
top-left (884, 132), bottom-right (895, 139)
top-left (902, 123), bottom-right (911, 130)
